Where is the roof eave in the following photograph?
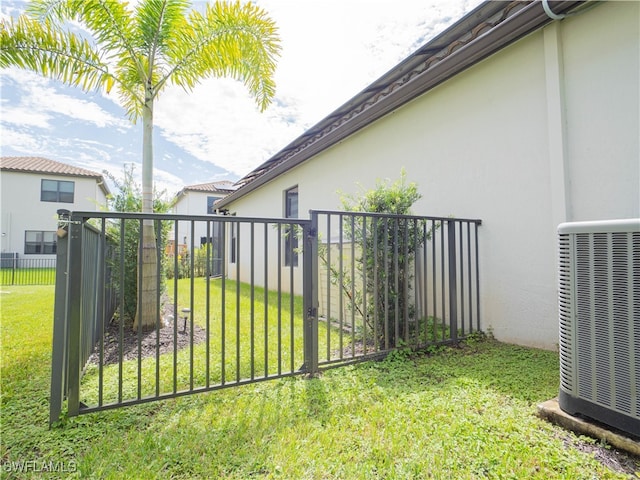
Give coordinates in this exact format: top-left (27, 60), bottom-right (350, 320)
top-left (2, 166), bottom-right (111, 196)
top-left (217, 0), bottom-right (584, 210)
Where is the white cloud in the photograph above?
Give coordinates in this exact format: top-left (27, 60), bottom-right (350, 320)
top-left (152, 0), bottom-right (484, 177)
top-left (1, 68), bottom-right (129, 130)
top-left (0, 128), bottom-right (46, 154)
top-left (1, 0), bottom-right (484, 186)
top-left (154, 77), bottom-right (300, 176)
top-left (152, 168), bottom-right (189, 198)
top-left (0, 105), bottom-right (52, 129)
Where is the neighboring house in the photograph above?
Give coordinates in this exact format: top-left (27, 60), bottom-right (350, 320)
top-left (0, 156), bottom-right (110, 262)
top-left (174, 180), bottom-right (235, 217)
top-left (216, 1), bottom-right (639, 350)
top-left (169, 181), bottom-right (235, 274)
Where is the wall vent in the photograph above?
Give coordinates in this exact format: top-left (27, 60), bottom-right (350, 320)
top-left (558, 218), bottom-right (640, 438)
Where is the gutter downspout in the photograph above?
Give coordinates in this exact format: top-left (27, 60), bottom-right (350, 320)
top-left (542, 0), bottom-right (568, 21)
top-left (544, 21), bottom-right (571, 225)
top-left (542, 0), bottom-right (603, 226)
top-left (542, 0), bottom-right (601, 21)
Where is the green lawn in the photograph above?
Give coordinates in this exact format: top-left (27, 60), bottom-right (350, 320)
top-left (1, 286), bottom-right (636, 479)
top-left (79, 277), bottom-right (341, 407)
top-left (0, 268), bottom-right (55, 286)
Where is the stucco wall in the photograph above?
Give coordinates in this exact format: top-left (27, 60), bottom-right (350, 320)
top-left (561, 2), bottom-right (639, 221)
top-left (225, 2), bottom-right (639, 349)
top-left (0, 171), bottom-right (107, 259)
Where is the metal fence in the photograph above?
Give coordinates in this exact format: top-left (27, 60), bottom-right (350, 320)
top-left (313, 211), bottom-right (481, 367)
top-left (0, 255), bottom-right (56, 285)
top-left (50, 214), bottom-right (119, 423)
top-left (50, 210), bottom-right (481, 423)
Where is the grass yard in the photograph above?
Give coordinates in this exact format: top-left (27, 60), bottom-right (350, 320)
top-left (79, 277), bottom-right (341, 407)
top-left (1, 286), bottom-right (638, 479)
top-left (0, 267), bottom-right (55, 286)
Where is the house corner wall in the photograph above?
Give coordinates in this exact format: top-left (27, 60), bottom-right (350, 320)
top-left (222, 1), bottom-right (639, 350)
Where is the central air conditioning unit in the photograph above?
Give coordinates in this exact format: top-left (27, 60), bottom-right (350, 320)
top-left (557, 218), bottom-right (640, 438)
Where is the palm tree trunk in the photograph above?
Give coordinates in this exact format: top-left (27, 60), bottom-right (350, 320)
top-left (133, 97), bottom-right (158, 331)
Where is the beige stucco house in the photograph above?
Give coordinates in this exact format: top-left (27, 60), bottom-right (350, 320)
top-left (170, 180), bottom-right (234, 248)
top-left (216, 1), bottom-right (639, 350)
top-left (0, 156), bottom-right (110, 262)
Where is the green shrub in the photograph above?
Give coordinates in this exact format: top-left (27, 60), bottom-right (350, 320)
top-left (326, 169), bottom-right (437, 348)
top-left (104, 165), bottom-right (173, 323)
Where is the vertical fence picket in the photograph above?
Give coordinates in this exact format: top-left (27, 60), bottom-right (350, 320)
top-left (304, 214), bottom-right (319, 375)
top-left (264, 222), bottom-right (269, 378)
top-left (50, 212), bottom-right (69, 425)
top-left (250, 222), bottom-right (255, 380)
top-left (172, 221), bottom-right (179, 394)
top-left (325, 215), bottom-right (331, 361)
top-left (66, 214), bottom-right (83, 417)
top-left (221, 221), bottom-right (227, 385)
top-left (338, 215), bottom-right (344, 359)
top-left (447, 220), bottom-right (458, 343)
top-left (155, 219), bottom-right (162, 397)
top-left (235, 224), bottom-right (241, 382)
top-left (206, 220), bottom-right (211, 389)
top-left (288, 221), bottom-right (295, 373)
top-left (277, 223), bottom-right (282, 376)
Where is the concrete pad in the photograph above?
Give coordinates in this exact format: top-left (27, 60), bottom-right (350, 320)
top-left (537, 398), bottom-right (640, 457)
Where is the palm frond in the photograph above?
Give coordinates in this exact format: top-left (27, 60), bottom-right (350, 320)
top-left (19, 0), bottom-right (147, 119)
top-left (25, 0), bottom-right (78, 26)
top-left (135, 0), bottom-right (190, 53)
top-left (4, 0), bottom-right (281, 118)
top-left (27, 0), bottom-right (135, 54)
top-left (0, 15), bottom-right (110, 93)
top-left (164, 1), bottom-right (281, 111)
top-left (116, 57), bottom-right (147, 121)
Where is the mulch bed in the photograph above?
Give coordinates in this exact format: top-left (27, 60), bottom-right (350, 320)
top-left (89, 301), bottom-right (208, 366)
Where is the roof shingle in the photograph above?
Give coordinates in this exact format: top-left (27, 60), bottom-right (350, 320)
top-left (0, 156), bottom-right (104, 178)
top-left (177, 181), bottom-right (236, 195)
top-left (0, 156), bottom-right (110, 195)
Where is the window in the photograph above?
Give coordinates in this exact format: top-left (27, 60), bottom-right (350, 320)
top-left (284, 186), bottom-right (298, 267)
top-left (230, 222), bottom-right (238, 264)
top-left (41, 179), bottom-right (74, 203)
top-left (25, 230), bottom-right (57, 254)
top-left (207, 196), bottom-right (221, 214)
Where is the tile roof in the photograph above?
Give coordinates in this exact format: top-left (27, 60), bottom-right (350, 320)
top-left (217, 0), bottom-right (585, 209)
top-left (0, 156), bottom-right (110, 195)
top-left (1, 156), bottom-right (104, 178)
top-left (177, 180), bottom-right (236, 195)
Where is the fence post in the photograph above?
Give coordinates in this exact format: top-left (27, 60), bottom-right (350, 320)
top-left (50, 211), bottom-right (70, 425)
top-left (447, 220), bottom-right (458, 342)
top-left (11, 252), bottom-right (16, 286)
top-left (303, 214), bottom-right (319, 376)
top-left (66, 214), bottom-right (84, 417)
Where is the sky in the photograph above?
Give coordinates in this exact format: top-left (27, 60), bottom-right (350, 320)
top-left (0, 0), bottom-right (483, 197)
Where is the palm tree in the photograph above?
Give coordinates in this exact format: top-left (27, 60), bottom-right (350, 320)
top-left (1, 0), bottom-right (280, 330)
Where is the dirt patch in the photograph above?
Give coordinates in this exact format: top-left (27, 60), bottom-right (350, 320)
top-left (559, 432), bottom-right (639, 477)
top-left (89, 301), bottom-right (208, 366)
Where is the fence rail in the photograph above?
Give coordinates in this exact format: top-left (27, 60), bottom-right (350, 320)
top-left (50, 210), bottom-right (481, 423)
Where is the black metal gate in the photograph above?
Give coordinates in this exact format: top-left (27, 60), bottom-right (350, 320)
top-left (50, 210), bottom-right (481, 424)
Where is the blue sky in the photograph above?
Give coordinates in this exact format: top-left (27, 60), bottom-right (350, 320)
top-left (0, 0), bottom-right (482, 196)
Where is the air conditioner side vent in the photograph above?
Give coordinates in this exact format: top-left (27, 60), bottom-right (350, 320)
top-left (558, 219), bottom-right (640, 438)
